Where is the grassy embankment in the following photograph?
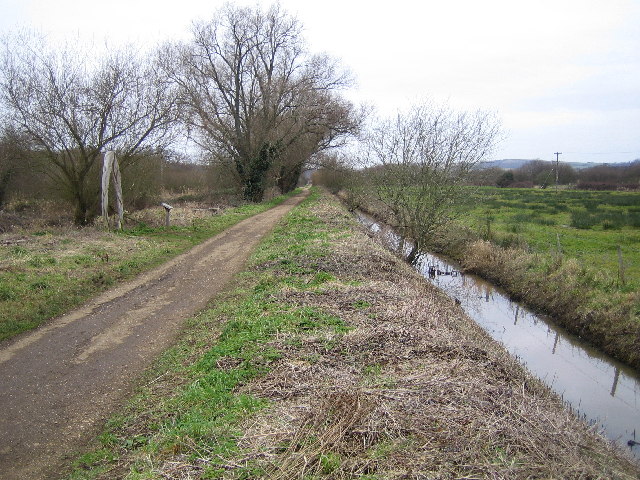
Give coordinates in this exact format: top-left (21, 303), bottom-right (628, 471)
top-left (356, 187), bottom-right (640, 370)
top-left (0, 191), bottom-right (298, 341)
top-left (68, 188), bottom-right (639, 479)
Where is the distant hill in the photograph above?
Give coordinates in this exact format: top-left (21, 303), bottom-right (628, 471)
top-left (479, 159), bottom-right (638, 170)
top-left (480, 159), bottom-right (532, 169)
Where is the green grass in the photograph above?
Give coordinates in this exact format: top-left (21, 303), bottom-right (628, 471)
top-left (461, 187), bottom-right (640, 292)
top-left (67, 188), bottom-right (352, 479)
top-left (0, 191), bottom-right (299, 341)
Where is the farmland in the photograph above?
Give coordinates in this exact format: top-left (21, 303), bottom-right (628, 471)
top-left (460, 187), bottom-right (640, 292)
top-left (427, 186), bottom-right (640, 369)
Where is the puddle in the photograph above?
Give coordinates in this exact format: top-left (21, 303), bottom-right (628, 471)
top-left (356, 210), bottom-right (640, 459)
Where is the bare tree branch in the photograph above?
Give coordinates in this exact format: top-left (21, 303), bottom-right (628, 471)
top-left (356, 101), bottom-right (501, 262)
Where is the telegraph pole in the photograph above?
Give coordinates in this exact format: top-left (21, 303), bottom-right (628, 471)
top-left (554, 152), bottom-right (562, 191)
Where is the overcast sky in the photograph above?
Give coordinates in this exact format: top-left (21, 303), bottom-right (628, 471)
top-left (1, 0), bottom-right (639, 163)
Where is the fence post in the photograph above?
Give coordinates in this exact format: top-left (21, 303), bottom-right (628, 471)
top-left (618, 245), bottom-right (626, 286)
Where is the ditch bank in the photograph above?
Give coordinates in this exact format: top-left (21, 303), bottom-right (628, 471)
top-left (347, 196), bottom-right (640, 372)
top-left (70, 188), bottom-right (639, 479)
top-left (356, 210), bottom-right (640, 459)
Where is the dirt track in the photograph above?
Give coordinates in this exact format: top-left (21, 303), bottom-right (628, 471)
top-left (0, 191), bottom-right (307, 480)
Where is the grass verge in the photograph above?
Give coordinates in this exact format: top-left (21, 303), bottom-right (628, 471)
top-left (0, 191), bottom-right (298, 341)
top-left (68, 188), bottom-right (639, 479)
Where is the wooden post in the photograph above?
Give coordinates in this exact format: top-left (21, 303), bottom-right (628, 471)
top-left (101, 151), bottom-right (124, 230)
top-left (554, 152), bottom-right (562, 192)
top-left (618, 246), bottom-right (626, 286)
top-left (161, 203), bottom-right (173, 227)
top-left (101, 152), bottom-right (113, 228)
top-left (112, 156), bottom-right (124, 230)
top-left (556, 233), bottom-right (562, 262)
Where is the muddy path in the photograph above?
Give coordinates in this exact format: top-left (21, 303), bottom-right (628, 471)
top-left (0, 191), bottom-right (308, 480)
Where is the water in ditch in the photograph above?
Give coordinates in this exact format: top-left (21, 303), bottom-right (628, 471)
top-left (356, 210), bottom-right (640, 460)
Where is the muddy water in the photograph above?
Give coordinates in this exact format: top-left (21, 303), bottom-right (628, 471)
top-left (356, 211), bottom-right (640, 459)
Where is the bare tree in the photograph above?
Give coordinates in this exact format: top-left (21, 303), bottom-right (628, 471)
top-left (272, 68), bottom-right (361, 193)
top-left (175, 3), bottom-right (358, 201)
top-left (359, 102), bottom-right (501, 262)
top-left (0, 34), bottom-right (179, 224)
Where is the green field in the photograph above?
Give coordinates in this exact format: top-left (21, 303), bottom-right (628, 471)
top-left (460, 187), bottom-right (640, 292)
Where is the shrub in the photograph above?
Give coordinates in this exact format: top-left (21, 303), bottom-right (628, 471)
top-left (496, 170), bottom-right (514, 188)
top-left (533, 217), bottom-right (556, 226)
top-left (628, 212), bottom-right (640, 228)
top-left (570, 211), bottom-right (598, 229)
top-left (576, 181), bottom-right (639, 191)
top-left (510, 181), bottom-right (535, 188)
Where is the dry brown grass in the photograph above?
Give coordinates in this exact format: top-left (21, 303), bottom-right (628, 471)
top-left (0, 193), bottom-right (230, 233)
top-left (227, 193), bottom-right (639, 479)
top-left (127, 202), bottom-right (227, 228)
top-left (0, 199), bottom-right (75, 233)
top-left (0, 224), bottom-right (147, 271)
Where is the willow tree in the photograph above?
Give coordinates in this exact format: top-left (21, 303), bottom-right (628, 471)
top-left (0, 34), bottom-right (179, 225)
top-left (176, 3), bottom-right (358, 201)
top-left (362, 102), bottom-right (501, 262)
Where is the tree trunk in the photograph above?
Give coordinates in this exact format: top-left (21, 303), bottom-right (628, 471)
top-left (72, 182), bottom-right (97, 226)
top-left (277, 163), bottom-right (302, 193)
top-left (73, 196), bottom-right (91, 226)
top-left (241, 142), bottom-right (279, 202)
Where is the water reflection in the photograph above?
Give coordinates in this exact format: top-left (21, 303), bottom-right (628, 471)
top-left (356, 211), bottom-right (639, 459)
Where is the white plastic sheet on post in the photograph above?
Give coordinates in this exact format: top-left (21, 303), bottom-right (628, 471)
top-left (101, 151), bottom-right (124, 230)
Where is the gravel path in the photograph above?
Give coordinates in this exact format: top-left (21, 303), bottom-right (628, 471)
top-left (0, 191), bottom-right (307, 479)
